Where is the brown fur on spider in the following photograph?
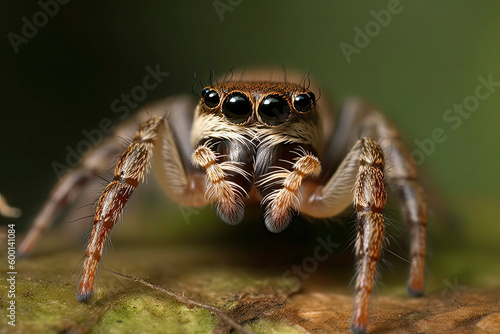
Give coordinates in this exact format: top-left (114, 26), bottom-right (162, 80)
top-left (20, 70), bottom-right (426, 334)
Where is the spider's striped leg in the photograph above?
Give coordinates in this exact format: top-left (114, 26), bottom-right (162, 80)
top-left (299, 138), bottom-right (386, 334)
top-left (18, 97), bottom-right (195, 257)
top-left (191, 138), bottom-right (254, 225)
top-left (254, 143), bottom-right (321, 233)
top-left (0, 193), bottom-right (21, 218)
top-left (351, 139), bottom-right (386, 334)
top-left (397, 178), bottom-right (426, 296)
top-left (328, 97), bottom-right (427, 297)
top-left (78, 113), bottom-right (207, 302)
top-left (77, 119), bottom-right (160, 301)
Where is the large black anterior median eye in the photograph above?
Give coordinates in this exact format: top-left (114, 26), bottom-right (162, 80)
top-left (201, 88), bottom-right (220, 108)
top-left (222, 92), bottom-right (252, 124)
top-left (258, 95), bottom-right (291, 126)
top-left (293, 92), bottom-right (315, 112)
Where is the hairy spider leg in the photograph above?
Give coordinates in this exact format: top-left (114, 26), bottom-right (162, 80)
top-left (299, 138), bottom-right (386, 334)
top-left (351, 139), bottom-right (386, 334)
top-left (326, 97), bottom-right (427, 297)
top-left (18, 97), bottom-right (198, 257)
top-left (78, 118), bottom-right (159, 301)
top-left (78, 112), bottom-right (207, 301)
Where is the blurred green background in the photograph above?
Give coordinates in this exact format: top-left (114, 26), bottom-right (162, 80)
top-left (2, 0), bottom-right (499, 295)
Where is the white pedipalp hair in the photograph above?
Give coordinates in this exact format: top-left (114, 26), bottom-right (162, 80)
top-left (219, 161), bottom-right (253, 184)
top-left (255, 166), bottom-right (290, 189)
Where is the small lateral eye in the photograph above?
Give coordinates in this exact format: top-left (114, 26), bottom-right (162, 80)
top-left (201, 88), bottom-right (220, 108)
top-left (258, 95), bottom-right (291, 126)
top-left (293, 92), bottom-right (315, 112)
top-left (222, 92), bottom-right (252, 124)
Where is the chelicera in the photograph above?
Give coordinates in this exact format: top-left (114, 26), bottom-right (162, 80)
top-left (20, 71), bottom-right (427, 334)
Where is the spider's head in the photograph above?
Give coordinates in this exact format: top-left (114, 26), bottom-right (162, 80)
top-left (198, 82), bottom-right (318, 127)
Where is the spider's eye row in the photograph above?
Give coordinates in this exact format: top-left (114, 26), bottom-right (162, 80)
top-left (258, 95), bottom-right (291, 126)
top-left (201, 88), bottom-right (220, 108)
top-left (293, 92), bottom-right (315, 112)
top-left (222, 92), bottom-right (252, 124)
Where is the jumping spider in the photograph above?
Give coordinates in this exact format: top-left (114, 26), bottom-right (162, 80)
top-left (20, 70), bottom-right (426, 334)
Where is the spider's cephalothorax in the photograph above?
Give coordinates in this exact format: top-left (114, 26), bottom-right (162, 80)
top-left (191, 82), bottom-right (323, 232)
top-left (20, 73), bottom-right (427, 334)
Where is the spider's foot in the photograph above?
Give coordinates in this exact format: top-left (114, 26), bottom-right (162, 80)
top-left (216, 201), bottom-right (244, 225)
top-left (407, 285), bottom-right (424, 298)
top-left (77, 286), bottom-right (94, 303)
top-left (408, 258), bottom-right (425, 297)
top-left (350, 323), bottom-right (367, 334)
top-left (78, 268), bottom-right (95, 302)
top-left (408, 270), bottom-right (424, 297)
top-left (78, 256), bottom-right (98, 303)
top-left (263, 191), bottom-right (295, 233)
top-left (264, 210), bottom-right (293, 233)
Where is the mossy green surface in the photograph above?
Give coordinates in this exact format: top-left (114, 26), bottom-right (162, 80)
top-left (0, 248), bottom-right (300, 334)
top-left (92, 294), bottom-right (217, 334)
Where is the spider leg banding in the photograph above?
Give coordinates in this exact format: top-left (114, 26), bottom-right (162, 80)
top-left (351, 138), bottom-right (386, 333)
top-left (78, 117), bottom-right (162, 301)
top-left (77, 97), bottom-right (209, 301)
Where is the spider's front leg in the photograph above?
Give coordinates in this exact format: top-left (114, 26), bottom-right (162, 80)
top-left (300, 138), bottom-right (386, 334)
top-left (19, 97), bottom-right (197, 256)
top-left (79, 110), bottom-right (207, 301)
top-left (351, 139), bottom-right (386, 333)
top-left (326, 98), bottom-right (427, 297)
